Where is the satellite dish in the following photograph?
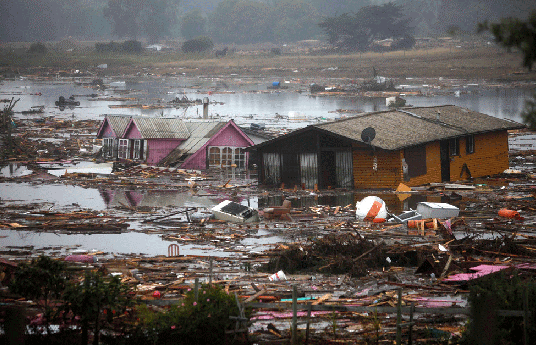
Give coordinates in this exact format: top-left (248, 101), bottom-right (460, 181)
top-left (361, 127), bottom-right (376, 144)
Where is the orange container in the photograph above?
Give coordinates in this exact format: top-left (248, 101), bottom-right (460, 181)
top-left (498, 208), bottom-right (520, 219)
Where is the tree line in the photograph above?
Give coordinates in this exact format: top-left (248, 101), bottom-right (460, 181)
top-left (1, 0), bottom-right (535, 47)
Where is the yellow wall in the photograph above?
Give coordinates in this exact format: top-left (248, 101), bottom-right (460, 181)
top-left (353, 130), bottom-right (510, 189)
top-left (449, 131), bottom-right (509, 180)
top-left (406, 142), bottom-right (442, 187)
top-left (353, 146), bottom-right (403, 189)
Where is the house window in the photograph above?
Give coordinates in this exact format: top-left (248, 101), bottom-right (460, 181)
top-left (234, 148), bottom-right (246, 168)
top-left (404, 145), bottom-right (427, 178)
top-left (208, 146), bottom-right (247, 168)
top-left (466, 135), bottom-right (475, 154)
top-left (103, 138), bottom-right (114, 158)
top-left (133, 140), bottom-right (143, 159)
top-left (209, 147), bottom-right (221, 166)
top-left (118, 139), bottom-right (129, 159)
top-left (449, 138), bottom-right (459, 156)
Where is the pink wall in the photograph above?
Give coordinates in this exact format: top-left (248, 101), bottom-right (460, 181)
top-left (124, 123), bottom-right (142, 139)
top-left (181, 121), bottom-right (253, 170)
top-left (147, 139), bottom-right (183, 165)
top-left (97, 120), bottom-right (116, 138)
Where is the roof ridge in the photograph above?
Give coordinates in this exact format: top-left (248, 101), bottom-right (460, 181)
top-left (397, 108), bottom-right (468, 134)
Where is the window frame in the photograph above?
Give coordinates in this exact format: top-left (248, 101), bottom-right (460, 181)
top-left (103, 138), bottom-right (114, 158)
top-left (133, 139), bottom-right (142, 159)
top-left (466, 135), bottom-right (475, 154)
top-left (449, 138), bottom-right (460, 156)
top-left (118, 139), bottom-right (129, 159)
top-left (208, 146), bottom-right (247, 169)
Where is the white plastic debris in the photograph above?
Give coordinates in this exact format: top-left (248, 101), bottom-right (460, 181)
top-left (355, 196), bottom-right (387, 221)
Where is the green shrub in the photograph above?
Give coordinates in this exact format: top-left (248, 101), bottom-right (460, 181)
top-left (9, 255), bottom-right (70, 335)
top-left (131, 284), bottom-right (248, 345)
top-left (122, 40), bottom-right (143, 53)
top-left (181, 36), bottom-right (214, 53)
top-left (28, 42), bottom-right (47, 54)
top-left (461, 270), bottom-right (536, 345)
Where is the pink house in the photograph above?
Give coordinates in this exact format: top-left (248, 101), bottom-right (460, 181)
top-left (97, 116), bottom-right (257, 169)
top-left (159, 120), bottom-right (255, 169)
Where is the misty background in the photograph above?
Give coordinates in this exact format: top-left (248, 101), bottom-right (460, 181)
top-left (1, 0), bottom-right (535, 45)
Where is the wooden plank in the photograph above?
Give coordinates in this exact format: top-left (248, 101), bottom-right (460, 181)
top-left (312, 293), bottom-right (332, 305)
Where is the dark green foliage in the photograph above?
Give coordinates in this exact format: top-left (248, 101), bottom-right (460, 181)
top-left (182, 36), bottom-right (214, 53)
top-left (122, 40), bottom-right (143, 53)
top-left (391, 34), bottom-right (416, 50)
top-left (95, 40), bottom-right (143, 53)
top-left (62, 271), bottom-right (133, 345)
top-left (9, 256), bottom-right (70, 334)
top-left (478, 10), bottom-right (536, 71)
top-left (130, 284), bottom-right (248, 345)
top-left (28, 42), bottom-right (47, 54)
top-left (479, 11), bottom-right (536, 129)
top-left (522, 92), bottom-right (536, 130)
top-left (318, 2), bottom-right (412, 52)
top-left (461, 270), bottom-right (536, 345)
top-left (181, 10), bottom-right (207, 40)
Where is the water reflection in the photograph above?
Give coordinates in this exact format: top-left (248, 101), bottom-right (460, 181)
top-left (0, 163), bottom-right (33, 177)
top-left (100, 189), bottom-right (218, 209)
top-left (3, 79), bottom-right (532, 125)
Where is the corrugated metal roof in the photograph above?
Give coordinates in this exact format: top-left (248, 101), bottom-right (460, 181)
top-left (157, 121), bottom-right (227, 166)
top-left (132, 117), bottom-right (190, 139)
top-left (313, 105), bottom-right (524, 150)
top-left (106, 115), bottom-right (131, 137)
top-left (179, 121), bottom-right (227, 154)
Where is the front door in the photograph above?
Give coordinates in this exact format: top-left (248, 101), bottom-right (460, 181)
top-left (440, 140), bottom-right (450, 182)
top-left (281, 153), bottom-right (300, 187)
top-left (320, 151), bottom-right (337, 189)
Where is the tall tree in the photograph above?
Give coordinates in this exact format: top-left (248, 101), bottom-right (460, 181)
top-left (479, 10), bottom-right (536, 129)
top-left (318, 2), bottom-right (412, 51)
top-left (103, 0), bottom-right (144, 39)
top-left (104, 0), bottom-right (178, 41)
top-left (209, 0), bottom-right (272, 44)
top-left (181, 10), bottom-right (207, 40)
top-left (271, 0), bottom-right (320, 43)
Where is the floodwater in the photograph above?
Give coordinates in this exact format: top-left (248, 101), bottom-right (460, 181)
top-left (0, 77), bottom-right (533, 257)
top-left (3, 78), bottom-right (534, 126)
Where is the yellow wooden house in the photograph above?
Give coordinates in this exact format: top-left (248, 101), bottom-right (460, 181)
top-left (250, 105), bottom-right (524, 189)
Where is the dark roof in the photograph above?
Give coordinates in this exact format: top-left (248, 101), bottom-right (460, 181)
top-left (252, 105), bottom-right (525, 151)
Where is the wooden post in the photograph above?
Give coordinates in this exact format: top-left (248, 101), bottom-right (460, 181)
top-left (396, 288), bottom-right (402, 345)
top-left (409, 302), bottom-right (415, 345)
top-left (194, 278), bottom-right (199, 302)
top-left (209, 257), bottom-right (213, 285)
top-left (305, 302), bottom-right (312, 344)
top-left (291, 284), bottom-right (298, 345)
top-left (524, 286), bottom-right (529, 345)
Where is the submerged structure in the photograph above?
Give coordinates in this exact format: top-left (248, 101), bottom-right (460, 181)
top-left (249, 105), bottom-right (524, 189)
top-left (96, 115), bottom-right (256, 169)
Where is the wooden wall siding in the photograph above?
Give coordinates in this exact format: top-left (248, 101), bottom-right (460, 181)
top-left (405, 142), bottom-right (442, 187)
top-left (450, 131), bottom-right (509, 179)
top-left (146, 139), bottom-right (183, 165)
top-left (353, 147), bottom-right (403, 189)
